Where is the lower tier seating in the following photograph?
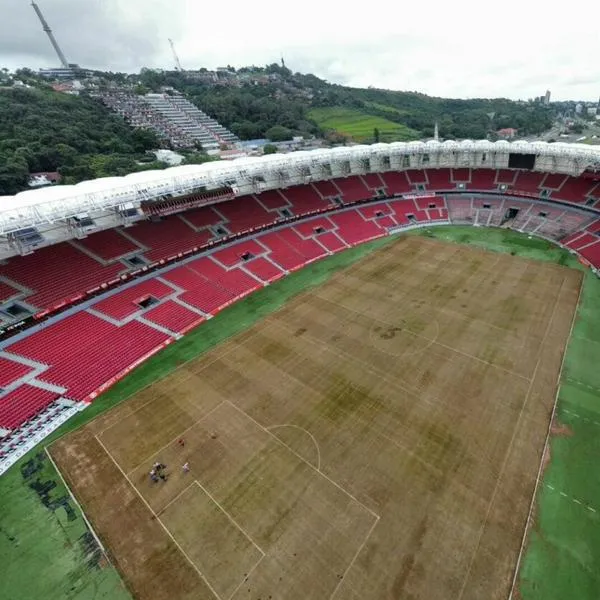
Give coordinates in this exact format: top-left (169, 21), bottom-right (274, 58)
top-left (0, 386), bottom-right (59, 431)
top-left (143, 301), bottom-right (204, 334)
top-left (0, 357), bottom-right (32, 388)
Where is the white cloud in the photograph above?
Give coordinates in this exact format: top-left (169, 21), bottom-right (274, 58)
top-left (1, 0), bottom-right (599, 100)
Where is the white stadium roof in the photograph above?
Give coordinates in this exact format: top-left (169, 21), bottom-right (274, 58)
top-left (2, 140), bottom-right (600, 235)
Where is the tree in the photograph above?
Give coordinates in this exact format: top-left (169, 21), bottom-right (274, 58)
top-left (373, 127), bottom-right (380, 143)
top-left (265, 125), bottom-right (292, 142)
top-left (263, 144), bottom-right (277, 155)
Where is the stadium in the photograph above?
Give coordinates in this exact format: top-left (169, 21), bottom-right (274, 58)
top-left (1, 139), bottom-right (599, 599)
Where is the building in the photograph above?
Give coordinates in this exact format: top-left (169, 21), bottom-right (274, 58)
top-left (544, 90), bottom-right (551, 105)
top-left (497, 128), bottom-right (518, 139)
top-left (38, 64), bottom-right (91, 79)
top-left (27, 172), bottom-right (61, 188)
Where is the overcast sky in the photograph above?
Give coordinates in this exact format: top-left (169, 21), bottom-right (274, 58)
top-left (2, 0), bottom-right (599, 101)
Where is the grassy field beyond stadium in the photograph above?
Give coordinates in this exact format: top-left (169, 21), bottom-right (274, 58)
top-left (308, 107), bottom-right (418, 142)
top-left (50, 235), bottom-right (580, 600)
top-left (1, 227), bottom-right (599, 600)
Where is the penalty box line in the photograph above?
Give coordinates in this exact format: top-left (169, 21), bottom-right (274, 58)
top-left (94, 434), bottom-right (225, 600)
top-left (123, 400), bottom-right (226, 477)
top-left (157, 479), bottom-right (266, 560)
top-left (226, 400), bottom-right (381, 523)
top-left (96, 327), bottom-right (268, 441)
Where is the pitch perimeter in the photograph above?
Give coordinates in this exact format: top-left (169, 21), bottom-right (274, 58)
top-left (50, 236), bottom-right (581, 600)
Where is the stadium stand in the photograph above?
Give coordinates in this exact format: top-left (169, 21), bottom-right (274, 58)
top-left (93, 279), bottom-right (174, 320)
top-left (74, 229), bottom-right (143, 262)
top-left (143, 301), bottom-right (204, 334)
top-left (2, 158), bottom-right (600, 471)
top-left (0, 244), bottom-right (123, 311)
top-left (334, 176), bottom-right (373, 203)
top-left (282, 185), bottom-right (333, 214)
top-left (0, 386), bottom-right (60, 431)
top-left (380, 171), bottom-right (412, 195)
top-left (0, 356), bottom-right (32, 388)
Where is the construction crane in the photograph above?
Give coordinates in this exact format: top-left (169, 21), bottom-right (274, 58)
top-left (168, 38), bottom-right (183, 72)
top-left (30, 1), bottom-right (70, 69)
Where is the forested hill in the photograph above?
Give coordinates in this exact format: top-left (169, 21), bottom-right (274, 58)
top-left (137, 65), bottom-right (554, 143)
top-left (0, 86), bottom-right (161, 195)
top-left (0, 65), bottom-right (554, 195)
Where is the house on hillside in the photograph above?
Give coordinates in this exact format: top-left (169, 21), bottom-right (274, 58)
top-left (497, 128), bottom-right (518, 139)
top-left (28, 172), bottom-right (61, 188)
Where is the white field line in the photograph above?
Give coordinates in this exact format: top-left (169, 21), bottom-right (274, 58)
top-left (95, 326), bottom-right (268, 440)
top-left (94, 434), bottom-right (223, 600)
top-left (227, 554), bottom-right (265, 600)
top-left (156, 481), bottom-right (196, 515)
top-left (193, 480), bottom-right (265, 557)
top-left (267, 423), bottom-right (322, 471)
top-left (314, 292), bottom-right (531, 382)
top-left (44, 447), bottom-right (112, 564)
top-left (226, 400), bottom-right (380, 522)
top-left (328, 515), bottom-right (380, 600)
top-left (457, 275), bottom-right (566, 600)
top-left (507, 274), bottom-right (582, 600)
top-left (125, 400), bottom-right (225, 476)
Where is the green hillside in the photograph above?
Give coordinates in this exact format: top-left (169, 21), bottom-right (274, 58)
top-left (308, 107), bottom-right (419, 142)
top-left (0, 86), bottom-right (163, 195)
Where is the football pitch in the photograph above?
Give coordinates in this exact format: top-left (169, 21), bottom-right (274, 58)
top-left (48, 235), bottom-right (581, 600)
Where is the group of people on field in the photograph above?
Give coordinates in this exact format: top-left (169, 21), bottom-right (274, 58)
top-left (148, 438), bottom-right (189, 483)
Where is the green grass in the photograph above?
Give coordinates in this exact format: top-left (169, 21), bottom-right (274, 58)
top-left (362, 101), bottom-right (409, 117)
top-left (413, 225), bottom-right (600, 599)
top-left (1, 226), bottom-right (599, 599)
top-left (0, 235), bottom-right (394, 600)
top-left (308, 107), bottom-right (418, 142)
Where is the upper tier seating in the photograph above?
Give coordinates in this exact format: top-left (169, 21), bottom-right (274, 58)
top-left (180, 205), bottom-right (224, 228)
top-left (362, 173), bottom-right (385, 190)
top-left (555, 177), bottom-right (600, 204)
top-left (312, 180), bottom-right (340, 198)
top-left (282, 185), bottom-right (333, 214)
top-left (467, 169), bottom-right (497, 191)
top-left (452, 169), bottom-right (471, 182)
top-left (512, 171), bottom-right (546, 194)
top-left (333, 176), bottom-right (372, 203)
top-left (214, 197), bottom-right (276, 234)
top-left (379, 172), bottom-right (411, 195)
top-left (425, 169), bottom-right (453, 190)
top-left (75, 229), bottom-right (142, 261)
top-left (2, 173), bottom-right (600, 322)
top-left (254, 190), bottom-right (289, 210)
top-left (0, 244), bottom-right (122, 310)
top-left (126, 216), bottom-right (213, 261)
top-left (541, 173), bottom-right (567, 190)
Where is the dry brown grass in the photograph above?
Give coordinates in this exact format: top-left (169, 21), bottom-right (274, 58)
top-left (50, 236), bottom-right (581, 600)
